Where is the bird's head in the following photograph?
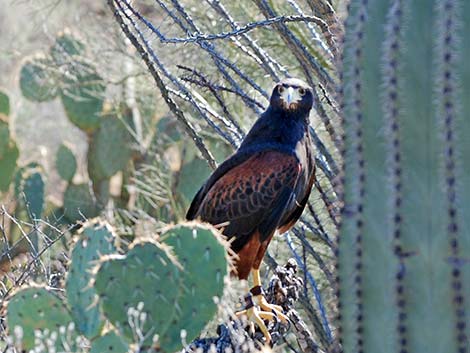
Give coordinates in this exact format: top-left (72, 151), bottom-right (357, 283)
top-left (269, 78), bottom-right (313, 115)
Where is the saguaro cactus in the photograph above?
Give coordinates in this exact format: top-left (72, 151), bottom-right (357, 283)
top-left (338, 1), bottom-right (470, 353)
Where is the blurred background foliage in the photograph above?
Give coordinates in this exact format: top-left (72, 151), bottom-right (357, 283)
top-left (0, 0), bottom-right (346, 351)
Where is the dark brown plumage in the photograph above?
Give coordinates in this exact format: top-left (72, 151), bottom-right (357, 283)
top-left (186, 78), bottom-right (316, 280)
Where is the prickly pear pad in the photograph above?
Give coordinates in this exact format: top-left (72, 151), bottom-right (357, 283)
top-left (19, 56), bottom-right (58, 102)
top-left (94, 240), bottom-right (181, 348)
top-left (6, 286), bottom-right (76, 351)
top-left (56, 143), bottom-right (77, 182)
top-left (161, 223), bottom-right (229, 351)
top-left (66, 221), bottom-right (118, 338)
top-left (89, 331), bottom-right (128, 353)
top-left (0, 141), bottom-right (19, 192)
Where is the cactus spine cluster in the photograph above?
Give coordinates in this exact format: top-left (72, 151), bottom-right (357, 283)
top-left (338, 1), bottom-right (470, 353)
top-left (5, 221), bottom-right (229, 352)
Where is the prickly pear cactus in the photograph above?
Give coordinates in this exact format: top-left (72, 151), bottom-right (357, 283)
top-left (18, 32), bottom-right (104, 133)
top-left (60, 60), bottom-right (105, 133)
top-left (89, 331), bottom-right (129, 353)
top-left (0, 99), bottom-right (18, 194)
top-left (0, 114), bottom-right (10, 159)
top-left (6, 286), bottom-right (77, 351)
top-left (66, 221), bottom-right (118, 339)
top-left (87, 113), bottom-right (133, 181)
top-left (50, 30), bottom-right (85, 65)
top-left (0, 90), bottom-right (9, 115)
top-left (177, 158), bottom-right (211, 206)
top-left (161, 223), bottom-right (229, 350)
top-left (0, 140), bottom-right (19, 193)
top-left (63, 183), bottom-right (101, 222)
top-left (94, 223), bottom-right (229, 351)
top-left (20, 167), bottom-right (45, 219)
top-left (156, 116), bottom-right (182, 145)
top-left (94, 240), bottom-right (181, 348)
top-left (19, 55), bottom-right (58, 102)
top-left (338, 1), bottom-right (470, 353)
top-left (56, 143), bottom-right (77, 182)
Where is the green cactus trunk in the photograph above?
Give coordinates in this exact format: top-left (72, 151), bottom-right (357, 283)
top-left (338, 1), bottom-right (470, 353)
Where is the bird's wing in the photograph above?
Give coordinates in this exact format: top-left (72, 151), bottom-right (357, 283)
top-left (188, 150), bottom-right (301, 252)
top-left (186, 142), bottom-right (296, 221)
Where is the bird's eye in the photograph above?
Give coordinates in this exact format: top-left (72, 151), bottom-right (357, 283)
top-left (278, 86), bottom-right (285, 94)
top-left (298, 88), bottom-right (306, 96)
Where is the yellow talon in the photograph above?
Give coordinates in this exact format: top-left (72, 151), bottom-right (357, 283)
top-left (236, 305), bottom-right (274, 344)
top-left (254, 295), bottom-right (288, 323)
top-left (235, 269), bottom-right (289, 344)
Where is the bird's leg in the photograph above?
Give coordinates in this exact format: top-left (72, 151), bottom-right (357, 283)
top-left (235, 269), bottom-right (290, 344)
top-left (250, 268), bottom-right (288, 323)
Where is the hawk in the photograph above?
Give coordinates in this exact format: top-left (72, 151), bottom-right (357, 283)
top-left (187, 78), bottom-right (316, 342)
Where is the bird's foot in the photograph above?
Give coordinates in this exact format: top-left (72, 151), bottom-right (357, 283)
top-left (236, 293), bottom-right (276, 344)
top-left (250, 285), bottom-right (289, 323)
top-left (235, 287), bottom-right (288, 344)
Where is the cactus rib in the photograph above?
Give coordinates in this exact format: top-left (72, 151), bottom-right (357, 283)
top-left (337, 1), bottom-right (367, 351)
top-left (382, 1), bottom-right (405, 352)
top-left (456, 0), bottom-right (470, 346)
top-left (436, 1), bottom-right (468, 350)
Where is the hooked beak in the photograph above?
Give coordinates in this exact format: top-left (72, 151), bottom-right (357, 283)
top-left (280, 86), bottom-right (299, 110)
top-left (286, 87), bottom-right (295, 105)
